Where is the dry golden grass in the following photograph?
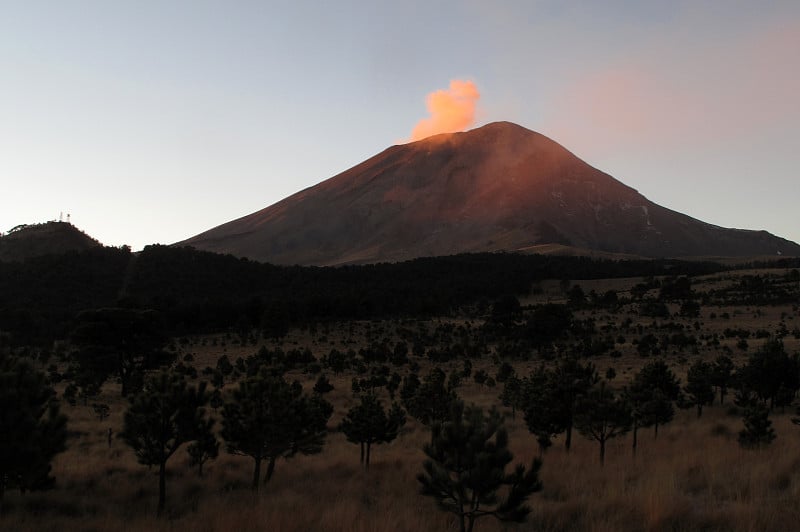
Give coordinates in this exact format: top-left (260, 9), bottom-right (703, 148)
top-left (3, 268), bottom-right (800, 531)
top-left (5, 374), bottom-right (800, 532)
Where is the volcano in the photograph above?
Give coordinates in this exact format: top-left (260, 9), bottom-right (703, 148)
top-left (180, 122), bottom-right (800, 265)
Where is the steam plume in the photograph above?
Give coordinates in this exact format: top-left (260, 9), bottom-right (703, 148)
top-left (409, 80), bottom-right (480, 141)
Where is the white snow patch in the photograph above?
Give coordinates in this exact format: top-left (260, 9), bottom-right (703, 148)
top-left (640, 206), bottom-right (652, 226)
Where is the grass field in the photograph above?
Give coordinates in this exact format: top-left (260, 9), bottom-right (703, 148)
top-left (2, 269), bottom-right (799, 531)
top-left (6, 390), bottom-right (800, 532)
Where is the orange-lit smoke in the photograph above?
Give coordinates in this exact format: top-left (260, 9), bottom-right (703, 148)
top-left (409, 80), bottom-right (480, 141)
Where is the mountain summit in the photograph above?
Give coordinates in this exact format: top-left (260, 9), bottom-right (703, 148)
top-left (180, 122), bottom-right (800, 265)
top-left (0, 221), bottom-right (102, 262)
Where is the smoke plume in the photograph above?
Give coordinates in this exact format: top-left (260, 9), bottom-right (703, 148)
top-left (409, 80), bottom-right (480, 141)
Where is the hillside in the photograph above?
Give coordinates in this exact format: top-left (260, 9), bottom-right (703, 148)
top-left (0, 221), bottom-right (102, 262)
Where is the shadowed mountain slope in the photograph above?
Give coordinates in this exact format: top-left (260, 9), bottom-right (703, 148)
top-left (180, 122), bottom-right (800, 265)
top-left (0, 221), bottom-right (102, 262)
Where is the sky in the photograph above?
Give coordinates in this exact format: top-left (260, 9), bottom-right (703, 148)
top-left (1, 1), bottom-right (798, 251)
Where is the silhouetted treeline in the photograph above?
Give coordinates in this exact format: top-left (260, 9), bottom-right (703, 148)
top-left (738, 257), bottom-right (800, 270)
top-left (0, 247), bottom-right (130, 345)
top-left (123, 246), bottom-right (726, 334)
top-left (0, 244), bottom-right (728, 345)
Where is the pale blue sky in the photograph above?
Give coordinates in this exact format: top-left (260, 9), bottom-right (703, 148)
top-left (2, 1), bottom-right (798, 251)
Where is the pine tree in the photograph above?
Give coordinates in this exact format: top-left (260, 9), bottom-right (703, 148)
top-left (339, 393), bottom-right (405, 468)
top-left (574, 381), bottom-right (632, 465)
top-left (736, 339), bottom-right (799, 410)
top-left (624, 360), bottom-right (679, 452)
top-left (710, 355), bottom-right (734, 405)
top-left (635, 389), bottom-right (673, 447)
top-left (69, 308), bottom-right (172, 397)
top-left (447, 369), bottom-right (462, 392)
top-left (313, 374), bottom-right (334, 394)
top-left (0, 355), bottom-right (67, 512)
top-left (418, 402), bottom-right (542, 532)
top-left (685, 360), bottom-right (715, 418)
top-left (521, 367), bottom-right (561, 456)
top-left (519, 361), bottom-right (599, 455)
top-left (221, 369), bottom-right (332, 490)
top-left (499, 375), bottom-right (522, 419)
top-left (121, 370), bottom-right (208, 515)
top-left (403, 368), bottom-right (457, 425)
top-left (187, 418), bottom-right (218, 477)
top-left (622, 383), bottom-right (649, 454)
top-left (739, 404), bottom-right (776, 449)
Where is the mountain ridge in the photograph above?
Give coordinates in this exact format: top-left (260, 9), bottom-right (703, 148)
top-left (0, 221), bottom-right (102, 262)
top-left (179, 122), bottom-right (800, 265)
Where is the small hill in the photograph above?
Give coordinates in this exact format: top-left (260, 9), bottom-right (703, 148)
top-left (180, 121), bottom-right (800, 265)
top-left (0, 221), bottom-right (102, 262)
